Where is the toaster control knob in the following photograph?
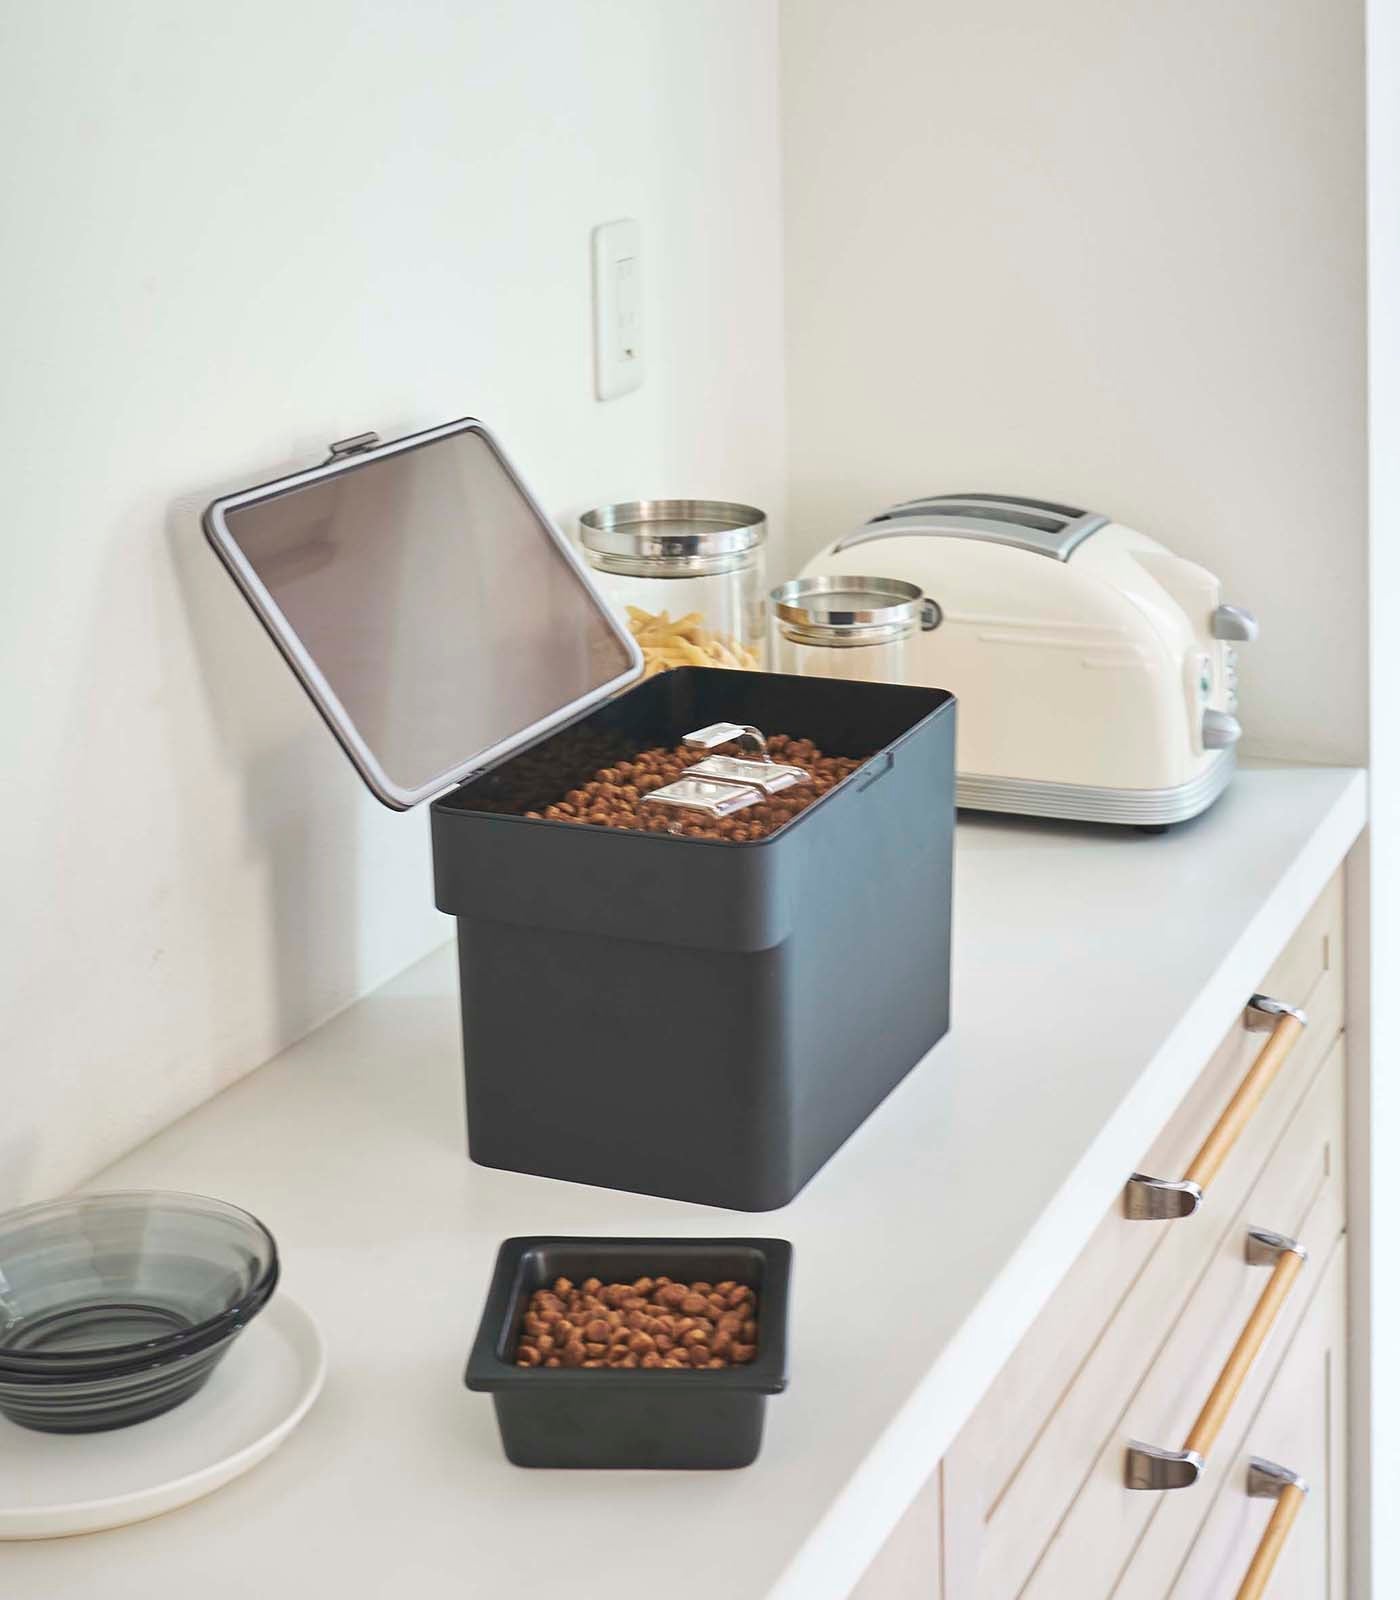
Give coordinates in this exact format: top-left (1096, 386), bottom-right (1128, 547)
top-left (1202, 709), bottom-right (1243, 749)
top-left (1212, 604), bottom-right (1259, 642)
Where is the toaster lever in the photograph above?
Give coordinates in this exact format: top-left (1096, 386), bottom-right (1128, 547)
top-left (1212, 604), bottom-right (1259, 643)
top-left (1202, 710), bottom-right (1243, 750)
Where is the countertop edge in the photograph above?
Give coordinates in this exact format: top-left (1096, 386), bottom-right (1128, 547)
top-left (768, 766), bottom-right (1367, 1600)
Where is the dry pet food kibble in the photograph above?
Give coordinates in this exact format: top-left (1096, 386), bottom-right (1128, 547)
top-left (524, 733), bottom-right (864, 842)
top-left (514, 1276), bottom-right (759, 1370)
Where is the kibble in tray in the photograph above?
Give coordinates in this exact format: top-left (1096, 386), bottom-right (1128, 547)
top-left (525, 734), bottom-right (863, 841)
top-left (515, 1275), bottom-right (758, 1369)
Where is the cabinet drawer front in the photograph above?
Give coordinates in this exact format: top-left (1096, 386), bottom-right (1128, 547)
top-left (1128, 871), bottom-right (1342, 1217)
top-left (1021, 1037), bottom-right (1345, 1599)
top-left (1158, 1240), bottom-right (1346, 1600)
top-left (943, 873), bottom-right (1344, 1597)
top-left (848, 1471), bottom-right (943, 1600)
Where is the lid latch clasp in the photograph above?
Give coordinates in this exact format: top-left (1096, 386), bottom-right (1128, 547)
top-left (324, 431), bottom-right (381, 463)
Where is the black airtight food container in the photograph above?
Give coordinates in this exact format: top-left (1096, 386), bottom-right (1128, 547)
top-left (432, 667), bottom-right (954, 1210)
top-left (203, 417), bottom-right (956, 1213)
top-left (466, 1237), bottom-right (792, 1469)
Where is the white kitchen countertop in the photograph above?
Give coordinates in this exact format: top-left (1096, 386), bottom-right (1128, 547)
top-left (4, 763), bottom-right (1365, 1600)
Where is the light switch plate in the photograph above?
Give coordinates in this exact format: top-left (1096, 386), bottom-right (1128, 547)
top-left (592, 218), bottom-right (643, 400)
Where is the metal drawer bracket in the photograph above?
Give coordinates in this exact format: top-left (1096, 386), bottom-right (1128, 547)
top-left (1245, 1227), bottom-right (1307, 1268)
top-left (1123, 1174), bottom-right (1203, 1220)
top-left (1245, 994), bottom-right (1309, 1032)
top-left (1124, 1444), bottom-right (1204, 1490)
top-left (1248, 1457), bottom-right (1310, 1499)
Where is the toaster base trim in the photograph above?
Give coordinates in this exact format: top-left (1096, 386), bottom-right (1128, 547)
top-left (956, 749), bottom-right (1235, 826)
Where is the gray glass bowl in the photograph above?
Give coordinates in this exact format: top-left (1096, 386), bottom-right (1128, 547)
top-left (0, 1190), bottom-right (278, 1433)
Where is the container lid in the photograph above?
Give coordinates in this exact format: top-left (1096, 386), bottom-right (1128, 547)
top-left (578, 499), bottom-right (766, 574)
top-left (203, 418), bottom-right (644, 810)
top-left (771, 576), bottom-right (925, 643)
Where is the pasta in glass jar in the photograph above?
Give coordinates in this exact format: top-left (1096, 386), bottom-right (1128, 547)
top-left (579, 500), bottom-right (766, 677)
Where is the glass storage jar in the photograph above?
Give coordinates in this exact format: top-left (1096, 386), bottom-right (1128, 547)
top-left (579, 500), bottom-right (767, 676)
top-left (769, 576), bottom-right (931, 683)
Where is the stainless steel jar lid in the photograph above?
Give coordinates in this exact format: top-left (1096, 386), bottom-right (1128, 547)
top-left (579, 499), bottom-right (767, 577)
top-left (771, 576), bottom-right (930, 646)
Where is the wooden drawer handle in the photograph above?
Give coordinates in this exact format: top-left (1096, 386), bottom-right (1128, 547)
top-left (1125, 995), bottom-right (1308, 1220)
top-left (1237, 1458), bottom-right (1309, 1600)
top-left (1124, 1229), bottom-right (1307, 1489)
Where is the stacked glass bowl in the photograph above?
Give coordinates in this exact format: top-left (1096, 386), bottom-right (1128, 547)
top-left (0, 1191), bottom-right (278, 1433)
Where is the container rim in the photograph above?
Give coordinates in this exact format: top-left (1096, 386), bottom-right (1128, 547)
top-left (770, 575), bottom-right (925, 632)
top-left (464, 1236), bottom-right (792, 1394)
top-left (578, 499), bottom-right (767, 567)
top-left (431, 669), bottom-right (956, 846)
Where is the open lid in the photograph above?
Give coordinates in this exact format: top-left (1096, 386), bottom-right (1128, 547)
top-left (203, 418), bottom-right (644, 809)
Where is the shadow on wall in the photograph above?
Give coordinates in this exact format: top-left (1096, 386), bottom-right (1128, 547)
top-left (161, 451), bottom-right (366, 1074)
top-left (2, 447), bottom-right (398, 1208)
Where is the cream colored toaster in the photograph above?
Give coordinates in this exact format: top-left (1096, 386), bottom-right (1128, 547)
top-left (800, 493), bottom-right (1257, 826)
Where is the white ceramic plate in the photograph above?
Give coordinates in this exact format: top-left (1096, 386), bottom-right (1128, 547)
top-left (0, 1294), bottom-right (325, 1540)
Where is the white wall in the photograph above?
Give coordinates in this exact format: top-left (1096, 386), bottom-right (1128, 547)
top-left (780, 0), bottom-right (1366, 766)
top-left (0, 0), bottom-right (785, 1210)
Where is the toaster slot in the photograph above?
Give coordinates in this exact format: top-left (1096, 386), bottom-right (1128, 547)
top-left (891, 491), bottom-right (1091, 520)
top-left (872, 503), bottom-right (1067, 535)
top-left (837, 493), bottom-right (1109, 561)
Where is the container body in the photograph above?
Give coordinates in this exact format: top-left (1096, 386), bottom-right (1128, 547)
top-left (465, 1237), bottom-right (791, 1470)
top-left (0, 1332), bottom-right (236, 1434)
top-left (491, 1387), bottom-right (764, 1469)
top-left (770, 623), bottom-right (913, 684)
top-left (587, 557), bottom-right (766, 672)
top-left (432, 668), bottom-right (956, 1211)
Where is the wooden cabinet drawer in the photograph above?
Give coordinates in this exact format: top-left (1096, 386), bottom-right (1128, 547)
top-left (849, 1472), bottom-right (943, 1600)
top-left (943, 873), bottom-right (1344, 1597)
top-left (1157, 1239), bottom-right (1346, 1599)
top-left (1020, 1036), bottom-right (1344, 1596)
